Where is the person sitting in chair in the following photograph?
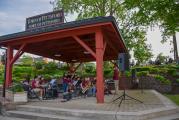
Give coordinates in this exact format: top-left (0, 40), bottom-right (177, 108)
top-left (87, 78), bottom-right (96, 97)
top-left (80, 77), bottom-right (90, 97)
top-left (31, 76), bottom-right (43, 100)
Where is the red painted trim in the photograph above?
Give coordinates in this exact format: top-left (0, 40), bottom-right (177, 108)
top-left (1, 22), bottom-right (111, 46)
top-left (10, 43), bottom-right (26, 65)
top-left (73, 36), bottom-right (96, 59)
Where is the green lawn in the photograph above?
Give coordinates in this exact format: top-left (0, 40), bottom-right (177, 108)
top-left (165, 94), bottom-right (179, 106)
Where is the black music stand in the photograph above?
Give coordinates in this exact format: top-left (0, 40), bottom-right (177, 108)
top-left (112, 71), bottom-right (143, 107)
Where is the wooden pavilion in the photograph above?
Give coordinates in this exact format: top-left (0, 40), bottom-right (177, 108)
top-left (0, 16), bottom-right (127, 103)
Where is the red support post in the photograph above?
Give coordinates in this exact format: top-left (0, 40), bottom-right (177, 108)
top-left (103, 40), bottom-right (107, 56)
top-left (6, 46), bottom-right (13, 88)
top-left (95, 29), bottom-right (104, 103)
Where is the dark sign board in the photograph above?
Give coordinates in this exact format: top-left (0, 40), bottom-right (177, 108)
top-left (26, 10), bottom-right (64, 31)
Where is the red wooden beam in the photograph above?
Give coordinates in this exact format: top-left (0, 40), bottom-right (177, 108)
top-left (73, 62), bottom-right (82, 73)
top-left (103, 32), bottom-right (119, 55)
top-left (10, 43), bottom-right (26, 65)
top-left (73, 36), bottom-right (96, 59)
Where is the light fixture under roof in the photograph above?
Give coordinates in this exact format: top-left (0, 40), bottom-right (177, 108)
top-left (54, 54), bottom-right (61, 57)
top-left (72, 59), bottom-right (77, 62)
top-left (84, 51), bottom-right (90, 54)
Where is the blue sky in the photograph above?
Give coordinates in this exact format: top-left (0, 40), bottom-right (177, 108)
top-left (0, 0), bottom-right (52, 35)
top-left (0, 0), bottom-right (178, 60)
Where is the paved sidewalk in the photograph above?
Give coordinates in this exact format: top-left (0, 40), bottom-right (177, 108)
top-left (0, 116), bottom-right (29, 120)
top-left (27, 90), bottom-right (166, 112)
top-left (150, 113), bottom-right (179, 120)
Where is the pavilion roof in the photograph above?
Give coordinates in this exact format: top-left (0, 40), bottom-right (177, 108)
top-left (0, 16), bottom-right (128, 62)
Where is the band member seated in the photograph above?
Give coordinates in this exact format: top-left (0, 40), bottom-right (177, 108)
top-left (80, 77), bottom-right (90, 97)
top-left (61, 82), bottom-right (74, 102)
top-left (62, 75), bottom-right (68, 92)
top-left (87, 77), bottom-right (96, 97)
top-left (47, 78), bottom-right (58, 98)
top-left (104, 82), bottom-right (112, 95)
top-left (31, 76), bottom-right (43, 100)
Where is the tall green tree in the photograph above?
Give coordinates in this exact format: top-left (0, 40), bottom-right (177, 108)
top-left (56, 0), bottom-right (152, 62)
top-left (124, 0), bottom-right (179, 61)
top-left (133, 31), bottom-right (153, 65)
top-left (20, 55), bottom-right (33, 66)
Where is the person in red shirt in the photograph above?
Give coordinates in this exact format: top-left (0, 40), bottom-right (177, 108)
top-left (113, 66), bottom-right (119, 94)
top-left (31, 76), bottom-right (43, 99)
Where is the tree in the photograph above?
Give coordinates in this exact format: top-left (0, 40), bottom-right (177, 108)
top-left (20, 55), bottom-right (33, 66)
top-left (56, 0), bottom-right (152, 61)
top-left (155, 53), bottom-right (168, 64)
top-left (124, 0), bottom-right (179, 61)
top-left (133, 32), bottom-right (153, 65)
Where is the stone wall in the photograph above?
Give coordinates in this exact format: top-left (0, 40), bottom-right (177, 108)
top-left (139, 76), bottom-right (172, 93)
top-left (120, 76), bottom-right (174, 94)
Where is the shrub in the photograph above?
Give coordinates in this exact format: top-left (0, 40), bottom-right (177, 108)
top-left (104, 69), bottom-right (111, 75)
top-left (158, 68), bottom-right (168, 74)
top-left (163, 79), bottom-right (171, 85)
top-left (176, 79), bottom-right (179, 83)
top-left (44, 74), bottom-right (52, 81)
top-left (9, 83), bottom-right (24, 93)
top-left (176, 65), bottom-right (179, 70)
top-left (125, 71), bottom-right (131, 77)
top-left (135, 67), bottom-right (150, 72)
top-left (155, 75), bottom-right (165, 81)
top-left (167, 69), bottom-right (177, 75)
top-left (137, 71), bottom-right (148, 77)
top-left (149, 68), bottom-right (159, 74)
top-left (154, 75), bottom-right (171, 85)
top-left (172, 72), bottom-right (179, 77)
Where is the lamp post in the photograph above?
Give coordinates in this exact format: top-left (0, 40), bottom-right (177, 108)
top-left (0, 47), bottom-right (7, 98)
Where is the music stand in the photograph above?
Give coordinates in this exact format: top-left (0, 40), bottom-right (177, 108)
top-left (112, 71), bottom-right (143, 107)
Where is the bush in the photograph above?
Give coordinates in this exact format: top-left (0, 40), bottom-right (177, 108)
top-left (9, 83), bottom-right (24, 93)
top-left (176, 65), bottom-right (179, 70)
top-left (137, 71), bottom-right (148, 77)
top-left (163, 79), bottom-right (171, 85)
top-left (104, 69), bottom-right (111, 75)
top-left (135, 67), bottom-right (150, 72)
top-left (154, 75), bottom-right (171, 85)
top-left (158, 68), bottom-right (168, 74)
top-left (44, 74), bottom-right (52, 81)
top-left (125, 71), bottom-right (131, 77)
top-left (167, 69), bottom-right (177, 75)
top-left (172, 72), bottom-right (179, 77)
top-left (149, 68), bottom-right (159, 74)
top-left (176, 79), bottom-right (179, 83)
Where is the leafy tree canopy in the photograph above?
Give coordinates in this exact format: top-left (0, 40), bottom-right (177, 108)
top-left (56, 0), bottom-right (153, 64)
top-left (124, 0), bottom-right (179, 40)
